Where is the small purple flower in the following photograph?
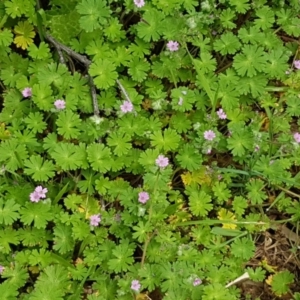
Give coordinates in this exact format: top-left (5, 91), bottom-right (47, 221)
top-left (131, 279), bottom-right (141, 291)
top-left (193, 278), bottom-right (202, 286)
top-left (217, 108), bottom-right (227, 120)
top-left (204, 130), bottom-right (216, 141)
top-left (293, 60), bottom-right (300, 69)
top-left (30, 186), bottom-right (48, 202)
top-left (294, 132), bottom-right (300, 143)
top-left (35, 186), bottom-right (48, 199)
top-left (156, 155), bottom-right (169, 168)
top-left (30, 191), bottom-right (41, 203)
top-left (0, 265), bottom-right (4, 274)
top-left (120, 100), bottom-right (133, 113)
top-left (206, 148), bottom-right (212, 154)
top-left (22, 87), bottom-right (32, 98)
top-left (134, 0), bottom-right (145, 7)
top-left (166, 41), bottom-right (179, 52)
top-left (178, 97), bottom-right (183, 106)
top-left (54, 99), bottom-right (66, 110)
top-left (90, 214), bottom-right (101, 226)
top-left (138, 191), bottom-right (150, 204)
top-left (254, 145), bottom-right (260, 152)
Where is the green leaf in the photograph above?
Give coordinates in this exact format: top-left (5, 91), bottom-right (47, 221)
top-left (194, 51), bottom-right (217, 74)
top-left (213, 32), bottom-right (241, 55)
top-left (237, 75), bottom-right (268, 97)
top-left (254, 6), bottom-right (275, 30)
top-left (136, 9), bottom-right (164, 42)
top-left (176, 144), bottom-right (202, 171)
top-left (212, 182), bottom-right (232, 204)
top-left (24, 112), bottom-right (47, 134)
top-left (189, 190), bottom-right (212, 217)
top-left (89, 59), bottom-right (117, 89)
top-left (227, 130), bottom-right (253, 157)
top-left (32, 83), bottom-right (54, 111)
top-left (107, 131), bottom-right (132, 156)
top-left (220, 8), bottom-right (236, 29)
top-left (128, 57), bottom-right (150, 82)
top-left (53, 223), bottom-right (75, 254)
top-left (132, 221), bottom-right (154, 243)
top-left (76, 0), bottom-right (111, 32)
top-left (56, 110), bottom-right (82, 139)
top-left (0, 28), bottom-right (13, 47)
top-left (233, 45), bottom-right (267, 77)
top-left (264, 49), bottom-right (289, 79)
top-left (72, 220), bottom-right (90, 241)
top-left (31, 265), bottom-right (70, 299)
top-left (229, 0), bottom-right (250, 13)
top-left (150, 128), bottom-right (180, 151)
top-left (24, 155), bottom-right (56, 181)
top-left (271, 271), bottom-right (294, 296)
top-left (19, 227), bottom-right (51, 247)
top-left (1, 264), bottom-right (29, 289)
top-left (231, 237), bottom-right (255, 260)
top-left (0, 138), bottom-right (28, 171)
top-left (108, 239), bottom-right (135, 273)
top-left (20, 202), bottom-right (53, 229)
top-left (51, 143), bottom-right (85, 171)
top-left (0, 198), bottom-right (20, 225)
top-left (247, 266), bottom-right (266, 282)
top-left (232, 196), bottom-right (248, 216)
top-left (170, 112), bottom-right (192, 133)
top-left (87, 143), bottom-right (112, 173)
top-left (0, 228), bottom-right (19, 254)
top-left (28, 41), bottom-right (51, 60)
top-left (37, 63), bottom-right (71, 90)
top-left (246, 179), bottom-right (267, 205)
top-left (0, 282), bottom-right (18, 299)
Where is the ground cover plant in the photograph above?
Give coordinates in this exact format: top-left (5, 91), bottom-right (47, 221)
top-left (0, 0), bottom-right (300, 299)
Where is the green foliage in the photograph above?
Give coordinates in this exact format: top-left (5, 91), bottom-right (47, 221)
top-left (271, 271), bottom-right (294, 296)
top-left (0, 0), bottom-right (299, 299)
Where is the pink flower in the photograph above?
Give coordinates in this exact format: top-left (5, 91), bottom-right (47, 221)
top-left (35, 186), bottom-right (48, 198)
top-left (193, 278), bottom-right (202, 286)
top-left (217, 108), bottom-right (227, 119)
top-left (138, 191), bottom-right (149, 204)
top-left (156, 155), bottom-right (169, 168)
top-left (90, 214), bottom-right (101, 226)
top-left (131, 279), bottom-right (141, 291)
top-left (294, 132), bottom-right (300, 143)
top-left (254, 145), bottom-right (260, 152)
top-left (134, 0), bottom-right (145, 8)
top-left (0, 265), bottom-right (4, 274)
top-left (54, 99), bottom-right (66, 110)
top-left (30, 186), bottom-right (48, 202)
top-left (120, 100), bottom-right (133, 113)
top-left (204, 130), bottom-right (216, 141)
top-left (166, 41), bottom-right (179, 52)
top-left (22, 87), bottom-right (32, 98)
top-left (293, 60), bottom-right (300, 69)
top-left (30, 191), bottom-right (41, 203)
